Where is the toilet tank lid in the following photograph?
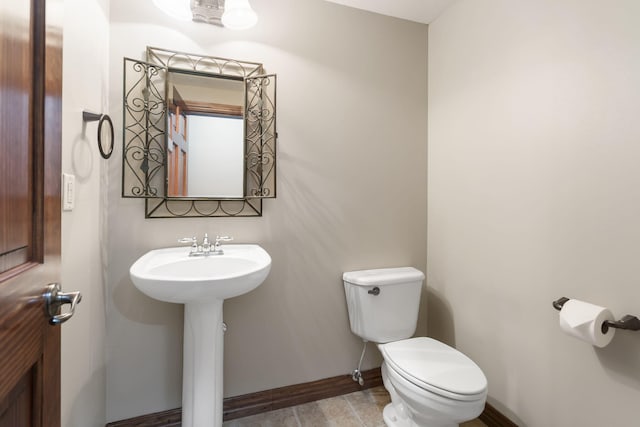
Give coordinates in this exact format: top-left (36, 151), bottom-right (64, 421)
top-left (343, 267), bottom-right (424, 286)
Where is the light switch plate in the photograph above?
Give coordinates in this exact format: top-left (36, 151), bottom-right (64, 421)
top-left (62, 173), bottom-right (75, 211)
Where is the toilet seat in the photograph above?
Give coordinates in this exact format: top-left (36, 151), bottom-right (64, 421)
top-left (379, 337), bottom-right (487, 402)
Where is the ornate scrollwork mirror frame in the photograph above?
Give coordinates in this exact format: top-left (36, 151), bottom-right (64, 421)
top-left (122, 46), bottom-right (277, 218)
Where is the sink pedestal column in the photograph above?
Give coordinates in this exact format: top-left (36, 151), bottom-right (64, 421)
top-left (182, 300), bottom-right (224, 427)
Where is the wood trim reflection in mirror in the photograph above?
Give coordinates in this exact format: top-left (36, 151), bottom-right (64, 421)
top-left (171, 85), bottom-right (242, 118)
top-left (167, 90), bottom-right (189, 197)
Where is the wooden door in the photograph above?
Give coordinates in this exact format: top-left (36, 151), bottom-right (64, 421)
top-left (0, 0), bottom-right (63, 426)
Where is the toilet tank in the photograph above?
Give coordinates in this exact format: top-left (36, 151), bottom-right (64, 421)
top-left (343, 267), bottom-right (424, 343)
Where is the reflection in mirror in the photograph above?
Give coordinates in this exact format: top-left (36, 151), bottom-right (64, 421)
top-left (166, 72), bottom-right (245, 198)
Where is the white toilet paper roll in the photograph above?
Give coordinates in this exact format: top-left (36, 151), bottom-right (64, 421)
top-left (559, 299), bottom-right (616, 348)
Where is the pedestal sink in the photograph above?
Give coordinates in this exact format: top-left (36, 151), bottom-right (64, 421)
top-left (130, 244), bottom-right (271, 427)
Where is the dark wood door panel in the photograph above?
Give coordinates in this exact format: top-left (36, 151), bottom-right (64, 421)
top-left (0, 369), bottom-right (35, 427)
top-left (0, 0), bottom-right (34, 273)
top-left (0, 303), bottom-right (44, 402)
top-left (0, 0), bottom-right (63, 425)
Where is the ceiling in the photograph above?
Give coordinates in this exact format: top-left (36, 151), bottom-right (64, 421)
top-left (322, 0), bottom-right (457, 24)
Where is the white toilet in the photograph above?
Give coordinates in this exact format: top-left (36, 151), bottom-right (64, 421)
top-left (343, 267), bottom-right (487, 427)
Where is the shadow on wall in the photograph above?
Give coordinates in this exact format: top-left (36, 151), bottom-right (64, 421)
top-left (71, 130), bottom-right (95, 182)
top-left (596, 330), bottom-right (640, 392)
top-left (112, 276), bottom-right (183, 325)
top-left (425, 288), bottom-right (529, 426)
top-left (425, 288), bottom-right (456, 347)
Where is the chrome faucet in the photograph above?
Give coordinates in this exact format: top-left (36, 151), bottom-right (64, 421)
top-left (201, 233), bottom-right (211, 254)
top-left (178, 234), bottom-right (233, 256)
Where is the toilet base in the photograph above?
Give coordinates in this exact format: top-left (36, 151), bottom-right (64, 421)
top-left (383, 404), bottom-right (408, 427)
top-left (382, 403), bottom-right (458, 427)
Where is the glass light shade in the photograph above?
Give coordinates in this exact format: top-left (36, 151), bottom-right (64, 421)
top-left (153, 0), bottom-right (192, 21)
top-left (221, 0), bottom-right (258, 30)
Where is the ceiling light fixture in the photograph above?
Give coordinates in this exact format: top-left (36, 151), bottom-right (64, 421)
top-left (153, 0), bottom-right (258, 30)
top-left (221, 0), bottom-right (258, 30)
top-left (191, 0), bottom-right (225, 26)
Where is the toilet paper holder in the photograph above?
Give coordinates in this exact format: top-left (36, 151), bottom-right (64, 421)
top-left (553, 297), bottom-right (640, 333)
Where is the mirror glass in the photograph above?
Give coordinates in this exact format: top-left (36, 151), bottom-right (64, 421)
top-left (166, 71), bottom-right (244, 198)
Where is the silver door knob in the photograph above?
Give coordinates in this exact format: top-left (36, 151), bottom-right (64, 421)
top-left (44, 283), bottom-right (82, 325)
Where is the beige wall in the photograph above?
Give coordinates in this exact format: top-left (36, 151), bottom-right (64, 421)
top-left (428, 1), bottom-right (640, 426)
top-left (61, 0), bottom-right (109, 425)
top-left (106, 0), bottom-right (427, 422)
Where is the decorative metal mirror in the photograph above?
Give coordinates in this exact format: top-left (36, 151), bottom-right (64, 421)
top-left (122, 47), bottom-right (277, 218)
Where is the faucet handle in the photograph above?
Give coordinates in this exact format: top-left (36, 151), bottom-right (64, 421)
top-left (178, 236), bottom-right (197, 244)
top-left (179, 236), bottom-right (199, 255)
top-left (213, 236), bottom-right (233, 253)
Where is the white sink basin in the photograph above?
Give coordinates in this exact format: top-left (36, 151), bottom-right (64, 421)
top-left (129, 243), bottom-right (271, 427)
top-left (130, 244), bottom-right (271, 303)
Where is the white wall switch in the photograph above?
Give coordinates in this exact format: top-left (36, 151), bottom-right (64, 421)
top-left (62, 173), bottom-right (75, 211)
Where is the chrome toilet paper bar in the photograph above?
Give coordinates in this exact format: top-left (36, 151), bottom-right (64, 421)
top-left (552, 297), bottom-right (640, 333)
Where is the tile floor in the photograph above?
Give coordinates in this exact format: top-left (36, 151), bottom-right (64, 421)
top-left (222, 386), bottom-right (488, 427)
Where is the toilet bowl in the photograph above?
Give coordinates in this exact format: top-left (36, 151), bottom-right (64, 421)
top-left (343, 268), bottom-right (488, 427)
top-left (379, 337), bottom-right (487, 427)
